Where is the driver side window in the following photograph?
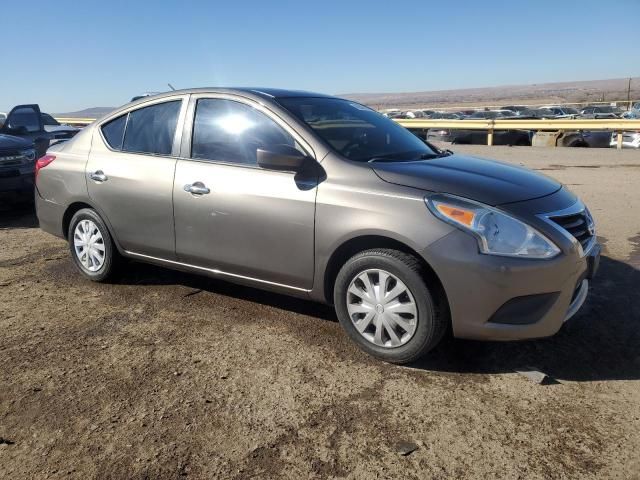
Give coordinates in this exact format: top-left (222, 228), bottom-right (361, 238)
top-left (191, 98), bottom-right (296, 165)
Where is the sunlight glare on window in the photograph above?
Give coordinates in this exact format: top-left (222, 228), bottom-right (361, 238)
top-left (216, 113), bottom-right (255, 135)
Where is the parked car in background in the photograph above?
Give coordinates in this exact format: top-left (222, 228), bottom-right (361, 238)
top-left (35, 88), bottom-right (599, 364)
top-left (41, 113), bottom-right (80, 139)
top-left (454, 109), bottom-right (476, 117)
top-left (580, 131), bottom-right (613, 148)
top-left (501, 105), bottom-right (528, 115)
top-left (0, 104), bottom-right (79, 158)
top-left (609, 131), bottom-right (640, 149)
top-left (543, 106), bottom-right (580, 117)
top-left (580, 105), bottom-right (623, 119)
top-left (467, 110), bottom-right (514, 119)
top-left (426, 128), bottom-right (455, 142)
top-left (449, 110), bottom-right (531, 145)
top-left (428, 112), bottom-right (462, 120)
top-left (0, 133), bottom-right (37, 202)
top-left (517, 108), bottom-right (559, 119)
top-left (419, 110), bottom-right (530, 146)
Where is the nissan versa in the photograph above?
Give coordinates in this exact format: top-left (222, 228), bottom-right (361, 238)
top-left (35, 88), bottom-right (600, 363)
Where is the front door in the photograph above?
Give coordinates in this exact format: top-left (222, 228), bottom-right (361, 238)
top-left (173, 97), bottom-right (317, 290)
top-left (86, 98), bottom-right (186, 258)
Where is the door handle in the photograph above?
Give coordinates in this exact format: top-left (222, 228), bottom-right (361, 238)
top-left (184, 182), bottom-right (210, 195)
top-left (90, 170), bottom-right (108, 182)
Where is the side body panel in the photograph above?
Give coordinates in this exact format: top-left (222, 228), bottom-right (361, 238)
top-left (84, 96), bottom-right (188, 258)
top-left (310, 154), bottom-right (455, 303)
top-left (173, 161), bottom-right (318, 289)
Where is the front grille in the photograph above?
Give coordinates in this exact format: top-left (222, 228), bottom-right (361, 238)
top-left (549, 210), bottom-right (594, 252)
top-left (0, 148), bottom-right (20, 157)
top-left (0, 151), bottom-right (28, 167)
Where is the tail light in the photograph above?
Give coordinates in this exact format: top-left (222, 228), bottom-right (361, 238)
top-left (35, 154), bottom-right (56, 177)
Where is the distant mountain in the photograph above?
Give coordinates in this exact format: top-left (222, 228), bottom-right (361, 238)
top-left (54, 107), bottom-right (116, 119)
top-left (341, 77), bottom-right (640, 110)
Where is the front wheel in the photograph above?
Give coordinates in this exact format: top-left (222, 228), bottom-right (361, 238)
top-left (68, 208), bottom-right (120, 282)
top-left (333, 249), bottom-right (447, 364)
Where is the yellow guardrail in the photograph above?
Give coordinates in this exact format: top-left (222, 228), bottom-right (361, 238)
top-left (396, 118), bottom-right (640, 149)
top-left (54, 117), bottom-right (97, 126)
top-left (381, 99), bottom-right (639, 113)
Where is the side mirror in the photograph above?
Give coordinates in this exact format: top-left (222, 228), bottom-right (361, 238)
top-left (257, 144), bottom-right (307, 171)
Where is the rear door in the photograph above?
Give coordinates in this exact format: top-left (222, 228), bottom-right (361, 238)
top-left (172, 95), bottom-right (318, 290)
top-left (87, 96), bottom-right (188, 259)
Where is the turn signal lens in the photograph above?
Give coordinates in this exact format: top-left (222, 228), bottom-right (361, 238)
top-left (436, 204), bottom-right (475, 227)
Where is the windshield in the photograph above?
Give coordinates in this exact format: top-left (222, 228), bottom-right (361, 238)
top-left (278, 97), bottom-right (437, 162)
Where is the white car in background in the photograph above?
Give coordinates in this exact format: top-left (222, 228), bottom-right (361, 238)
top-left (610, 131), bottom-right (640, 149)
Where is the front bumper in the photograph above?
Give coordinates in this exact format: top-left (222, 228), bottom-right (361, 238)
top-left (423, 229), bottom-right (599, 341)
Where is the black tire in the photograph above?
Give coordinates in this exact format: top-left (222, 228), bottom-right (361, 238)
top-left (333, 249), bottom-right (447, 364)
top-left (68, 208), bottom-right (120, 282)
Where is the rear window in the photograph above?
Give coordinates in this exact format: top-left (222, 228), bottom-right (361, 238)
top-left (101, 115), bottom-right (127, 149)
top-left (122, 101), bottom-right (182, 155)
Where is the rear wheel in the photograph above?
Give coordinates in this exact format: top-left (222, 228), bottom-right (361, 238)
top-left (68, 208), bottom-right (120, 282)
top-left (333, 249), bottom-right (447, 364)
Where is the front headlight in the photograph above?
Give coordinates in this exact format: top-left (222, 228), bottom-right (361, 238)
top-left (426, 194), bottom-right (560, 259)
top-left (20, 149), bottom-right (36, 162)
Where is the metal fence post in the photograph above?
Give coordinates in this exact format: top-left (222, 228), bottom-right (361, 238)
top-left (487, 120), bottom-right (494, 146)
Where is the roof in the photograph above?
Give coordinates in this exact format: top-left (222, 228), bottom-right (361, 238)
top-left (233, 88), bottom-right (333, 99)
top-left (145, 87), bottom-right (334, 101)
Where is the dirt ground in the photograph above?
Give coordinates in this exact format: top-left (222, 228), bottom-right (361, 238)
top-left (1, 146), bottom-right (639, 479)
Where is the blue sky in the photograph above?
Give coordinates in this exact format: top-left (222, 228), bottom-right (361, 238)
top-left (1, 0), bottom-right (638, 113)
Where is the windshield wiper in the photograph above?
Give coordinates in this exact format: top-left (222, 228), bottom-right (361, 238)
top-left (418, 149), bottom-right (453, 159)
top-left (428, 149), bottom-right (454, 158)
top-left (368, 149), bottom-right (453, 163)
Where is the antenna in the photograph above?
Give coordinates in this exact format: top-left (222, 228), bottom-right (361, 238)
top-left (168, 83), bottom-right (176, 91)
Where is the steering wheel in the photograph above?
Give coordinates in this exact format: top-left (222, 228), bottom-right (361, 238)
top-left (341, 131), bottom-right (369, 157)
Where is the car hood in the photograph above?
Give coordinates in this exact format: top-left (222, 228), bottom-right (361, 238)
top-left (371, 154), bottom-right (561, 206)
top-left (0, 133), bottom-right (33, 150)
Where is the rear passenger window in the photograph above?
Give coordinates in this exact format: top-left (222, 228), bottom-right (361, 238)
top-left (101, 115), bottom-right (127, 149)
top-left (191, 98), bottom-right (296, 165)
top-left (122, 101), bottom-right (182, 155)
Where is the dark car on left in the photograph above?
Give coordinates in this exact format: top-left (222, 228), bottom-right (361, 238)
top-left (0, 133), bottom-right (37, 203)
top-left (0, 105), bottom-right (79, 202)
top-left (0, 104), bottom-right (79, 158)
